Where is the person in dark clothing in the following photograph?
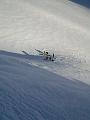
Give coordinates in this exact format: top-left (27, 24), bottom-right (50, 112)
top-left (53, 53), bottom-right (54, 58)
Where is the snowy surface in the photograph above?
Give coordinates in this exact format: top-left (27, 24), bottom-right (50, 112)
top-left (0, 0), bottom-right (90, 59)
top-left (0, 51), bottom-right (90, 120)
top-left (0, 0), bottom-right (90, 119)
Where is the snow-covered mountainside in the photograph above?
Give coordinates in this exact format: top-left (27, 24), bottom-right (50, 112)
top-left (0, 0), bottom-right (90, 119)
top-left (0, 0), bottom-right (90, 84)
top-left (0, 51), bottom-right (90, 120)
top-left (0, 0), bottom-right (90, 59)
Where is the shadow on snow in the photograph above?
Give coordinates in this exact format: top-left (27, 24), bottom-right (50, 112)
top-left (0, 50), bottom-right (90, 120)
top-left (0, 50), bottom-right (43, 60)
top-left (70, 0), bottom-right (90, 8)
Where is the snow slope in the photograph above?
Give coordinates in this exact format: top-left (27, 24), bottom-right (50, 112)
top-left (0, 0), bottom-right (90, 59)
top-left (0, 51), bottom-right (90, 120)
top-left (0, 0), bottom-right (90, 84)
top-left (0, 0), bottom-right (90, 119)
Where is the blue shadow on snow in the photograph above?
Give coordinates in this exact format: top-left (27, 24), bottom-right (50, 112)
top-left (70, 0), bottom-right (90, 8)
top-left (0, 50), bottom-right (90, 120)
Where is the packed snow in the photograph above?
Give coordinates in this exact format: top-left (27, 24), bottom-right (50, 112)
top-left (0, 50), bottom-right (90, 120)
top-left (0, 0), bottom-right (90, 120)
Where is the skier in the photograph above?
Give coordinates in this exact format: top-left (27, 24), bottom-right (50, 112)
top-left (44, 51), bottom-right (49, 60)
top-left (51, 53), bottom-right (55, 61)
top-left (53, 53), bottom-right (54, 58)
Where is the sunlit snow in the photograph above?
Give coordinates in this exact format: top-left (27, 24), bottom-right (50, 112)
top-left (0, 0), bottom-right (90, 120)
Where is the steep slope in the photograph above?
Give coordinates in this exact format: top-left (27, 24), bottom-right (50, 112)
top-left (0, 1), bottom-right (90, 119)
top-left (0, 0), bottom-right (90, 59)
top-left (0, 52), bottom-right (90, 120)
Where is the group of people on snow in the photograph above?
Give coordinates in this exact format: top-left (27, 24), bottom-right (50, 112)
top-left (43, 51), bottom-right (55, 61)
top-left (35, 49), bottom-right (55, 61)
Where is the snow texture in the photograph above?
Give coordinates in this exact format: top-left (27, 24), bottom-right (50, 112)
top-left (0, 51), bottom-right (90, 120)
top-left (0, 0), bottom-right (90, 119)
